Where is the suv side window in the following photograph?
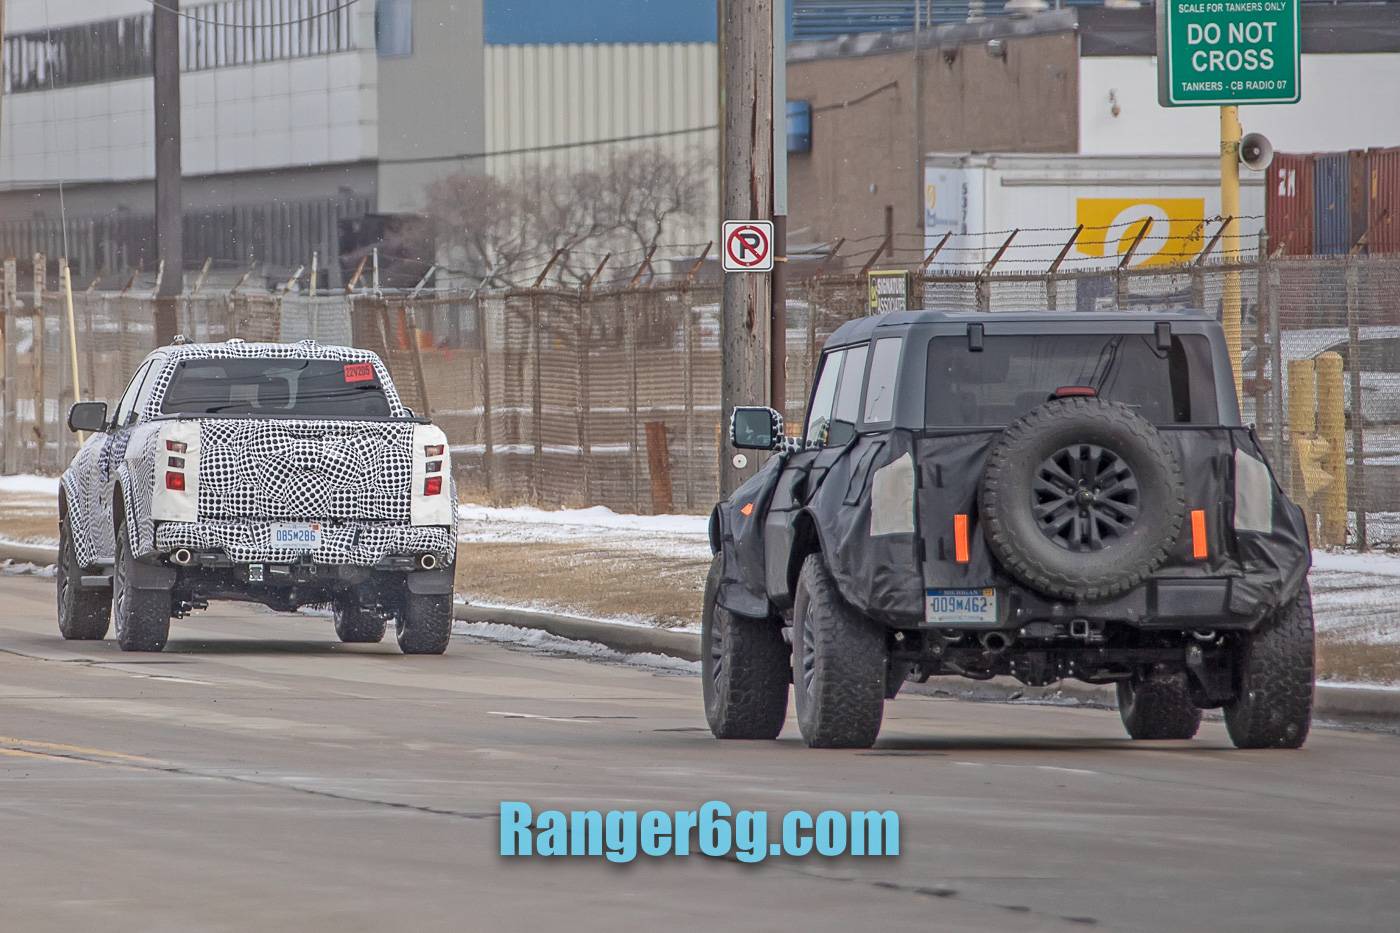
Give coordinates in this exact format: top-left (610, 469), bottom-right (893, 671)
top-left (828, 343), bottom-right (869, 447)
top-left (131, 356), bottom-right (167, 420)
top-left (862, 337), bottom-right (902, 424)
top-left (805, 349), bottom-right (846, 447)
top-left (113, 360), bottom-right (154, 428)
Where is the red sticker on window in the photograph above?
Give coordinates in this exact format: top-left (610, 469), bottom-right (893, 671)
top-left (343, 363), bottom-right (375, 383)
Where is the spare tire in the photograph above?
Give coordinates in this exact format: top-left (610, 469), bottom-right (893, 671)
top-left (979, 397), bottom-right (1186, 601)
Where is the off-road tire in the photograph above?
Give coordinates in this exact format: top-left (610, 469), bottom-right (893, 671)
top-left (1117, 669), bottom-right (1202, 740)
top-left (980, 397), bottom-right (1186, 601)
top-left (792, 554), bottom-right (886, 749)
top-left (333, 598), bottom-right (386, 644)
top-left (57, 507), bottom-right (112, 640)
top-left (701, 556), bottom-right (789, 740)
top-left (112, 515), bottom-right (171, 653)
top-left (1224, 584), bottom-right (1314, 749)
top-left (395, 593), bottom-right (452, 655)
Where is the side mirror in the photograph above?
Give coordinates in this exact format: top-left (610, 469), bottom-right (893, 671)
top-left (68, 401), bottom-right (108, 434)
top-left (730, 406), bottom-right (783, 450)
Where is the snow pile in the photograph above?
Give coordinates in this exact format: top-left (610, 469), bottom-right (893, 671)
top-left (456, 503), bottom-right (710, 559)
top-left (0, 474), bottom-right (60, 497)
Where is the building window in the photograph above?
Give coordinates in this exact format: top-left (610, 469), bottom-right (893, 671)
top-left (376, 0), bottom-right (414, 57)
top-left (1, 0), bottom-right (358, 96)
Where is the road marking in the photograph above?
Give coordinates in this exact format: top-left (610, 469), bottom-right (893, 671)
top-left (486, 711), bottom-right (596, 725)
top-left (0, 735), bottom-right (164, 764)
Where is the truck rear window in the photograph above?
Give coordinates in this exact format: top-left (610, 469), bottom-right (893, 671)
top-left (925, 333), bottom-right (1218, 427)
top-left (159, 358), bottom-right (393, 418)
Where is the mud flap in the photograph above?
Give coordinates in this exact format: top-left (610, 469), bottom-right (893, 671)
top-left (406, 566), bottom-right (456, 595)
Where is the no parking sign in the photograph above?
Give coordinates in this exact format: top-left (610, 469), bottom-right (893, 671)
top-left (722, 221), bottom-right (774, 273)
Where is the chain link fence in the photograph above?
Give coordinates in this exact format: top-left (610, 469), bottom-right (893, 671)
top-left (4, 248), bottom-right (1399, 548)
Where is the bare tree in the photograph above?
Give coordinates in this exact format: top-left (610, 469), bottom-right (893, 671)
top-left (414, 147), bottom-right (711, 288)
top-left (603, 145), bottom-right (712, 256)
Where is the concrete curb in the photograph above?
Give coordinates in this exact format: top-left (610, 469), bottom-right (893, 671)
top-left (4, 540), bottom-right (1396, 728)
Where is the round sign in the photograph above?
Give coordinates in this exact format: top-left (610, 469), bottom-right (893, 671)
top-left (731, 453), bottom-right (749, 470)
top-left (725, 224), bottom-right (770, 269)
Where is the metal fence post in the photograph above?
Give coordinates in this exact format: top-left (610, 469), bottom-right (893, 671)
top-left (31, 253), bottom-right (46, 473)
top-left (626, 289), bottom-right (641, 513)
top-left (1345, 257), bottom-right (1368, 550)
top-left (2, 258), bottom-right (16, 475)
top-left (577, 288), bottom-right (593, 506)
top-left (530, 292), bottom-right (543, 503)
top-left (475, 294), bottom-right (494, 500)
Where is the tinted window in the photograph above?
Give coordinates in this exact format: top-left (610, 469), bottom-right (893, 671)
top-left (863, 337), bottom-right (902, 423)
top-left (925, 333), bottom-right (1218, 426)
top-left (160, 358), bottom-right (393, 418)
top-left (114, 360), bottom-right (154, 427)
top-left (829, 344), bottom-right (869, 446)
top-left (805, 349), bottom-right (845, 446)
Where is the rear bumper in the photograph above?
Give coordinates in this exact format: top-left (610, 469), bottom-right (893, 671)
top-left (916, 576), bottom-right (1268, 633)
top-left (152, 519), bottom-right (456, 568)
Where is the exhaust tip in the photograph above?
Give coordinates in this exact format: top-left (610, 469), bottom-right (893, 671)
top-left (170, 548), bottom-right (193, 566)
top-left (418, 553), bottom-right (438, 571)
top-left (980, 631), bottom-right (1010, 652)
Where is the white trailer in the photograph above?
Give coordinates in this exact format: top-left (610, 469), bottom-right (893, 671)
top-left (922, 153), bottom-right (1268, 272)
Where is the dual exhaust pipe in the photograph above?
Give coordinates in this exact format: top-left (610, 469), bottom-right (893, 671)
top-left (170, 548), bottom-right (440, 570)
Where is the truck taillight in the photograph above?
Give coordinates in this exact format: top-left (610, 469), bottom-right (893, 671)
top-left (166, 471), bottom-right (186, 491)
top-left (423, 476), bottom-right (443, 496)
top-left (424, 444), bottom-right (445, 457)
top-left (166, 440), bottom-right (187, 453)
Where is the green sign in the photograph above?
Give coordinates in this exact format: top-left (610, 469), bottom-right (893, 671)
top-left (1157, 0), bottom-right (1301, 106)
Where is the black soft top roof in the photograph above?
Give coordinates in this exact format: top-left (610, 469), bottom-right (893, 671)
top-left (824, 308), bottom-right (1220, 349)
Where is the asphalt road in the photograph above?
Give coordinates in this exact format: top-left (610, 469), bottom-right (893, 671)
top-left (2, 575), bottom-right (1399, 932)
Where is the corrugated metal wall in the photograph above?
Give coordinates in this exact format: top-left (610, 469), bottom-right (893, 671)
top-left (483, 42), bottom-right (719, 247)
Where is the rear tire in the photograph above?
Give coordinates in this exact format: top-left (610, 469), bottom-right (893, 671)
top-left (1117, 670), bottom-right (1202, 740)
top-left (701, 556), bottom-right (789, 740)
top-left (1224, 584), bottom-right (1314, 750)
top-left (395, 593), bottom-right (452, 655)
top-left (792, 554), bottom-right (886, 749)
top-left (112, 515), bottom-right (171, 653)
top-left (333, 598), bottom-right (386, 644)
top-left (57, 507), bottom-right (111, 641)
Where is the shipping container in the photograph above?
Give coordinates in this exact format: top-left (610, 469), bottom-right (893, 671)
top-left (1350, 149), bottom-right (1371, 251)
top-left (1368, 146), bottom-right (1400, 255)
top-left (921, 153), bottom-right (1267, 270)
top-left (1266, 152), bottom-right (1314, 256)
top-left (1313, 152), bottom-right (1352, 255)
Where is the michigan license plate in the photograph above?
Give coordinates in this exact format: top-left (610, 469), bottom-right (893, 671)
top-left (925, 588), bottom-right (998, 626)
top-left (271, 522), bottom-right (322, 550)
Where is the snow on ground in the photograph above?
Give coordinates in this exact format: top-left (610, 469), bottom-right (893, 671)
top-left (452, 619), bottom-right (698, 675)
top-left (455, 503), bottom-right (711, 560)
top-left (1310, 550), bottom-right (1400, 645)
top-left (0, 475), bottom-right (60, 497)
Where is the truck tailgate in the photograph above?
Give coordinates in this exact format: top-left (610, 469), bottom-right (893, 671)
top-left (195, 418), bottom-right (415, 522)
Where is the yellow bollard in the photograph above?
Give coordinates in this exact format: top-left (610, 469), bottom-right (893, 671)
top-left (1315, 351), bottom-right (1348, 546)
top-left (1287, 358), bottom-right (1317, 522)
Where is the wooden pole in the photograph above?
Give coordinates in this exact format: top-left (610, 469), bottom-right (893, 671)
top-left (718, 0), bottom-right (773, 495)
top-left (60, 261), bottom-right (84, 443)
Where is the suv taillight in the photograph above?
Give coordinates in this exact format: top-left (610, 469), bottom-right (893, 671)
top-left (423, 476), bottom-right (442, 496)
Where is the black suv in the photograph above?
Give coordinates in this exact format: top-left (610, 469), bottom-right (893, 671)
top-left (705, 310), bottom-right (1313, 750)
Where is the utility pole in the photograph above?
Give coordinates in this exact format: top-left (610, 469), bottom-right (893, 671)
top-left (771, 0), bottom-right (788, 416)
top-left (1220, 105), bottom-right (1243, 398)
top-left (718, 0), bottom-right (774, 496)
top-left (153, 0), bottom-right (184, 344)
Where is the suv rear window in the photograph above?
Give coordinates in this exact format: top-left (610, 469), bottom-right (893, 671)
top-left (160, 358), bottom-right (393, 418)
top-left (925, 333), bottom-right (1218, 427)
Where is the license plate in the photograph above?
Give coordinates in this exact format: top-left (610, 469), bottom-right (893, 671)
top-left (271, 522), bottom-right (322, 550)
top-left (925, 587), bottom-right (998, 626)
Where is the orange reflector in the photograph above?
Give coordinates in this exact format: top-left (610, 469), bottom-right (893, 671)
top-left (1190, 509), bottom-right (1208, 560)
top-left (739, 502), bottom-right (754, 517)
top-left (953, 514), bottom-right (970, 563)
